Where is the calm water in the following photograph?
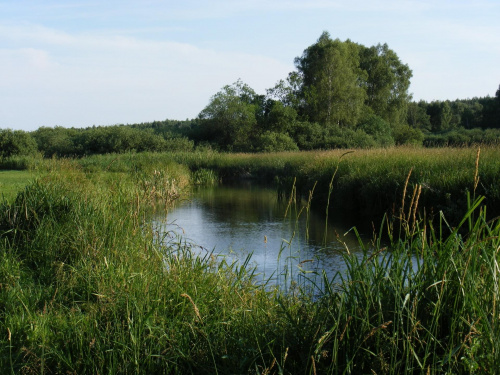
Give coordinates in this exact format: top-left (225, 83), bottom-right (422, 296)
top-left (154, 182), bottom-right (369, 284)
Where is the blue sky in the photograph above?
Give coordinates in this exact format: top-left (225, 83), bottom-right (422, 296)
top-left (1, 0), bottom-right (499, 131)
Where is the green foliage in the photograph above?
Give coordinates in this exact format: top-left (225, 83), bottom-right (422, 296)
top-left (192, 168), bottom-right (219, 185)
top-left (295, 32), bottom-right (367, 127)
top-left (290, 121), bottom-right (325, 150)
top-left (255, 131), bottom-right (299, 152)
top-left (407, 100), bottom-right (432, 130)
top-left (424, 128), bottom-right (500, 147)
top-left (357, 115), bottom-right (395, 146)
top-left (0, 170), bottom-right (35, 201)
top-left (32, 126), bottom-right (79, 156)
top-left (323, 127), bottom-right (378, 149)
top-left (359, 43), bottom-right (413, 125)
top-left (0, 128), bottom-right (38, 158)
top-left (392, 123), bottom-right (424, 146)
top-left (32, 125), bottom-right (194, 157)
top-left (198, 79), bottom-right (259, 151)
top-left (262, 100), bottom-right (298, 134)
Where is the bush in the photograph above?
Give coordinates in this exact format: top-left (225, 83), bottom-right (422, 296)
top-left (358, 115), bottom-right (395, 147)
top-left (392, 124), bottom-right (424, 146)
top-left (255, 131), bottom-right (299, 152)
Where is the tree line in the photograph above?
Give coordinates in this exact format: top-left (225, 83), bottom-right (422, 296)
top-left (2, 31), bottom-right (500, 158)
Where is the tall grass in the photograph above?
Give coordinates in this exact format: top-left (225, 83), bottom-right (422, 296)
top-left (1, 150), bottom-right (499, 373)
top-left (163, 146), bottom-right (500, 224)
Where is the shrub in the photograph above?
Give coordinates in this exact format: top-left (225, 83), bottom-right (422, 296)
top-left (255, 131), bottom-right (299, 152)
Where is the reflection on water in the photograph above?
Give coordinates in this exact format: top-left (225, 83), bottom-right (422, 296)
top-left (154, 182), bottom-right (370, 284)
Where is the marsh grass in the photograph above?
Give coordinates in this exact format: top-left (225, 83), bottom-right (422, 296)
top-left (162, 146), bottom-right (500, 225)
top-left (1, 149), bottom-right (499, 373)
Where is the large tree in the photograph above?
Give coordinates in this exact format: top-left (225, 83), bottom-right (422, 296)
top-left (294, 32), bottom-right (367, 127)
top-left (198, 80), bottom-right (258, 150)
top-left (358, 43), bottom-right (413, 125)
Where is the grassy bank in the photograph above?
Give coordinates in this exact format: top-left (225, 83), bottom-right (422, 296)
top-left (6, 147), bottom-right (498, 223)
top-left (1, 152), bottom-right (499, 373)
top-left (73, 147), bottom-right (500, 224)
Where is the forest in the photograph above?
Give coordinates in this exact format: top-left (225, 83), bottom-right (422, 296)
top-left (1, 31), bottom-right (500, 158)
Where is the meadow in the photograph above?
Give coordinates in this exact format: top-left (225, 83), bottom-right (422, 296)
top-left (0, 170), bottom-right (38, 202)
top-left (1, 146), bottom-right (500, 373)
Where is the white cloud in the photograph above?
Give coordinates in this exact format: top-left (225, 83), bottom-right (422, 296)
top-left (0, 24), bottom-right (293, 129)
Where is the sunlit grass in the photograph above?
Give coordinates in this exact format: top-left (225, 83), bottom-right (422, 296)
top-left (1, 148), bottom-right (499, 373)
top-left (0, 170), bottom-right (37, 202)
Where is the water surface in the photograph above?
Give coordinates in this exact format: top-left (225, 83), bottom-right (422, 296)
top-left (155, 182), bottom-right (369, 284)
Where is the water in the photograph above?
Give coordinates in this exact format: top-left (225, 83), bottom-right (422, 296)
top-left (154, 181), bottom-right (370, 285)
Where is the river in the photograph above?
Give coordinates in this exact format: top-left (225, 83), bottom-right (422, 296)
top-left (154, 181), bottom-right (370, 286)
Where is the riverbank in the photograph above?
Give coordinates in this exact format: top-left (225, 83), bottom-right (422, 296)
top-left (67, 146), bottom-right (500, 224)
top-left (165, 147), bottom-right (500, 224)
top-left (1, 149), bottom-right (500, 373)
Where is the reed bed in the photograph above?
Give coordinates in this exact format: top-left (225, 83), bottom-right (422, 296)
top-left (163, 146), bottom-right (500, 224)
top-left (0, 148), bottom-right (499, 373)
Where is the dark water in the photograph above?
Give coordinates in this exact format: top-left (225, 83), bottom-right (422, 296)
top-left (154, 182), bottom-right (369, 284)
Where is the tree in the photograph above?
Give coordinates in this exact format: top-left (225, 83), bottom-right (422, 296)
top-left (255, 131), bottom-right (299, 152)
top-left (359, 43), bottom-right (413, 125)
top-left (357, 115), bottom-right (394, 147)
top-left (33, 126), bottom-right (79, 156)
top-left (428, 101), bottom-right (454, 132)
top-left (294, 32), bottom-right (366, 127)
top-left (198, 80), bottom-right (258, 150)
top-left (266, 71), bottom-right (304, 111)
top-left (0, 129), bottom-right (38, 158)
top-left (407, 101), bottom-right (431, 130)
top-left (262, 100), bottom-right (298, 135)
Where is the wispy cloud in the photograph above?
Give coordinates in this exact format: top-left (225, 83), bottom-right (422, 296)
top-left (1, 0), bottom-right (498, 129)
top-left (0, 23), bottom-right (292, 129)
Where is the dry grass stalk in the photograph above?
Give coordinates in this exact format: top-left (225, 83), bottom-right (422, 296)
top-left (261, 357), bottom-right (276, 375)
top-left (407, 184), bottom-right (418, 226)
top-left (474, 147), bottom-right (481, 194)
top-left (401, 167), bottom-right (413, 220)
top-left (311, 355), bottom-right (317, 375)
top-left (412, 185), bottom-right (422, 233)
top-left (340, 316), bottom-right (352, 342)
top-left (181, 293), bottom-right (202, 322)
top-left (363, 321), bottom-right (393, 344)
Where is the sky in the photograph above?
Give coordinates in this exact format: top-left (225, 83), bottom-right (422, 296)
top-left (1, 0), bottom-right (499, 131)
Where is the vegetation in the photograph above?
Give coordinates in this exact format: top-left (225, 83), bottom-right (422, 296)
top-left (1, 152), bottom-right (499, 373)
top-left (1, 29), bottom-right (500, 373)
top-left (0, 170), bottom-right (37, 202)
top-left (153, 147), bottom-right (498, 225)
top-left (2, 33), bottom-right (500, 157)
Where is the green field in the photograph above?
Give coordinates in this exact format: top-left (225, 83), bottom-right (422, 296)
top-left (1, 148), bottom-right (500, 373)
top-left (0, 170), bottom-right (37, 202)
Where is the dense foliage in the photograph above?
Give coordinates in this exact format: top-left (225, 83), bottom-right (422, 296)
top-left (0, 129), bottom-right (38, 158)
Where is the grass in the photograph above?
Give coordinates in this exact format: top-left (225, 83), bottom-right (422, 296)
top-left (1, 148), bottom-right (500, 373)
top-left (0, 170), bottom-right (37, 202)
top-left (160, 146), bottom-right (500, 224)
